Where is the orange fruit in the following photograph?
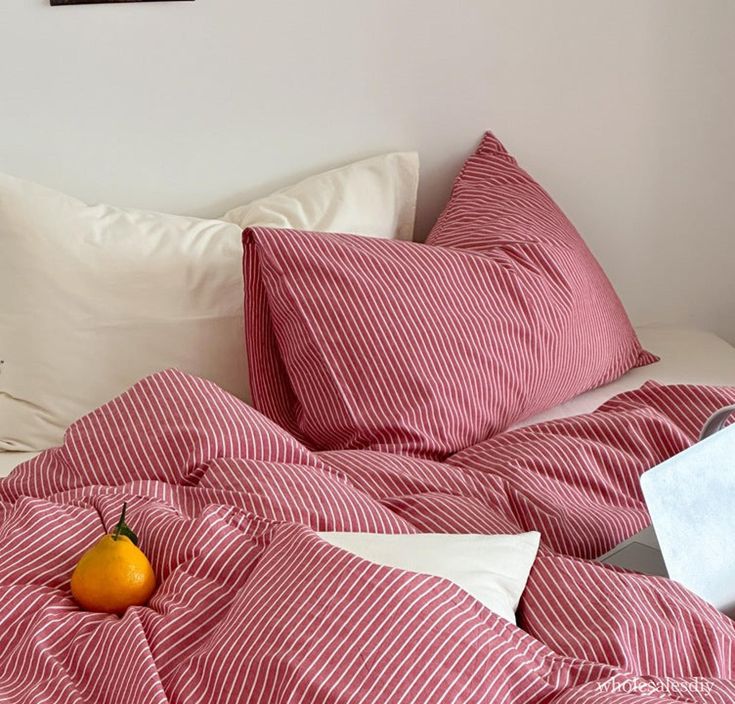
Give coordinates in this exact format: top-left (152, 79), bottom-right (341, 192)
top-left (70, 504), bottom-right (156, 614)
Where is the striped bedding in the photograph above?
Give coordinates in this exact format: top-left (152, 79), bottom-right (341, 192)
top-left (1, 369), bottom-right (734, 703)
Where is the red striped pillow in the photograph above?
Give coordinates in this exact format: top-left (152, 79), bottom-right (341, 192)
top-left (244, 133), bottom-right (654, 458)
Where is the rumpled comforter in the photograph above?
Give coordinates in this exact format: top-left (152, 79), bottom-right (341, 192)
top-left (1, 369), bottom-right (734, 703)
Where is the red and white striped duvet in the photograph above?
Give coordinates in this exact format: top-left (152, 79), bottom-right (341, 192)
top-left (1, 369), bottom-right (734, 703)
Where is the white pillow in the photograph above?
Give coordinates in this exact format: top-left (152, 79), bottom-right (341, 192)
top-left (0, 153), bottom-right (419, 451)
top-left (224, 152), bottom-right (418, 240)
top-left (318, 531), bottom-right (540, 625)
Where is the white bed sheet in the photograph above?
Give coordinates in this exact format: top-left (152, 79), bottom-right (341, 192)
top-left (515, 325), bottom-right (735, 429)
top-left (0, 450), bottom-right (40, 478)
top-left (1, 326), bottom-right (734, 479)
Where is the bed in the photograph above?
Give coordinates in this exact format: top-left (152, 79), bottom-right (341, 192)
top-left (3, 132), bottom-right (735, 702)
top-left (3, 324), bottom-right (733, 481)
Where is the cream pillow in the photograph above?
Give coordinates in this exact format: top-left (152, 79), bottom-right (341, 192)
top-left (318, 532), bottom-right (541, 625)
top-left (224, 152), bottom-right (418, 240)
top-left (0, 153), bottom-right (419, 451)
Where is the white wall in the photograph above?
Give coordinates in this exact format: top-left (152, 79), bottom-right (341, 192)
top-left (2, 0), bottom-right (733, 341)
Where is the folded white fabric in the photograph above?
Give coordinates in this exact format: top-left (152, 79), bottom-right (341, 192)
top-left (0, 152), bottom-right (419, 451)
top-left (318, 531), bottom-right (541, 625)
